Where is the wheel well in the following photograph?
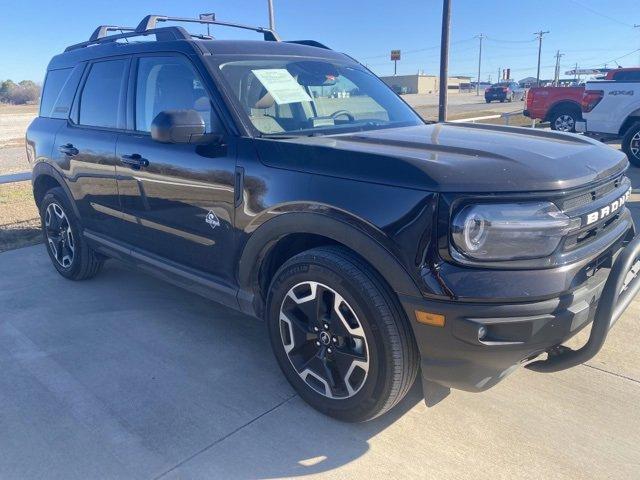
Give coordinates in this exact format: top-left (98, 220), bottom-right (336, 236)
top-left (258, 233), bottom-right (338, 301)
top-left (32, 174), bottom-right (62, 208)
top-left (546, 101), bottom-right (581, 121)
top-left (619, 116), bottom-right (640, 137)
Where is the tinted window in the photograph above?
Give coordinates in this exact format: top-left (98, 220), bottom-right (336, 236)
top-left (613, 71), bottom-right (640, 82)
top-left (135, 56), bottom-right (215, 132)
top-left (79, 59), bottom-right (127, 128)
top-left (40, 68), bottom-right (72, 118)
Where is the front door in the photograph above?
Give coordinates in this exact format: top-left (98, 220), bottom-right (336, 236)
top-left (115, 54), bottom-right (237, 284)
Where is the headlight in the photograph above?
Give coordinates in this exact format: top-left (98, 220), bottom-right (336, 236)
top-left (451, 202), bottom-right (578, 261)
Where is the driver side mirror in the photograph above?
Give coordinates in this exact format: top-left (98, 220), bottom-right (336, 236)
top-left (150, 109), bottom-right (222, 144)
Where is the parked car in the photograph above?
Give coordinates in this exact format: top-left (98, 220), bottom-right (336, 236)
top-left (484, 82), bottom-right (525, 103)
top-left (577, 70), bottom-right (640, 166)
top-left (27, 14), bottom-right (640, 422)
top-left (525, 68), bottom-right (640, 133)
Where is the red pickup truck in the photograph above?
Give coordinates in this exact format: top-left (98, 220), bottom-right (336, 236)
top-left (523, 68), bottom-right (640, 132)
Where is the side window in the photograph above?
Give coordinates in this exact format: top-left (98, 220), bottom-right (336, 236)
top-left (135, 56), bottom-right (216, 132)
top-left (613, 71), bottom-right (640, 82)
top-left (40, 68), bottom-right (72, 118)
top-left (40, 65), bottom-right (85, 120)
top-left (79, 59), bottom-right (127, 128)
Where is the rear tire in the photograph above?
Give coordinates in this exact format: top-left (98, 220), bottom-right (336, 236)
top-left (622, 122), bottom-right (640, 167)
top-left (485, 99), bottom-right (491, 103)
top-left (549, 108), bottom-right (581, 133)
top-left (266, 246), bottom-right (418, 422)
top-left (40, 187), bottom-right (104, 280)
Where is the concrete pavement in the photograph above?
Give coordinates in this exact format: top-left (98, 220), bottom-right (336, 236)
top-left (0, 163), bottom-right (639, 480)
top-left (1, 249), bottom-right (639, 478)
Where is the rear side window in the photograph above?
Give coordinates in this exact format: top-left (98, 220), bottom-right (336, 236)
top-left (79, 59), bottom-right (128, 128)
top-left (40, 68), bottom-right (72, 118)
top-left (612, 71), bottom-right (640, 82)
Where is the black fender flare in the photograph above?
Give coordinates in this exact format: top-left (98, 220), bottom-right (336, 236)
top-left (31, 162), bottom-right (81, 218)
top-left (237, 211), bottom-right (423, 316)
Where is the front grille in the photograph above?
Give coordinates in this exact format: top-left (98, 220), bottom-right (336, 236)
top-left (560, 175), bottom-right (624, 212)
top-left (561, 174), bottom-right (631, 252)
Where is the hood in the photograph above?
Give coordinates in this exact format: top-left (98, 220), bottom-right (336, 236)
top-left (255, 123), bottom-right (628, 193)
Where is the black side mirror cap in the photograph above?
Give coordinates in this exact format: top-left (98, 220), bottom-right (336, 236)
top-left (151, 109), bottom-right (221, 144)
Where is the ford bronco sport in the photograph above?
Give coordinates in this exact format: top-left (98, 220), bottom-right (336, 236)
top-left (27, 15), bottom-right (640, 422)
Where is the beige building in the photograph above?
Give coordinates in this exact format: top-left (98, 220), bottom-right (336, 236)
top-left (380, 74), bottom-right (472, 94)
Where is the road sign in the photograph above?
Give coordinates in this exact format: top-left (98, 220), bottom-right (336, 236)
top-left (390, 50), bottom-right (401, 61)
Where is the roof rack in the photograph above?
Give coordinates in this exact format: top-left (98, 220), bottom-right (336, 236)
top-left (89, 25), bottom-right (135, 41)
top-left (65, 14), bottom-right (281, 52)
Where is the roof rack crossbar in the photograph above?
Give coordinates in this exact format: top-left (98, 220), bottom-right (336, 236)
top-left (64, 26), bottom-right (192, 52)
top-left (89, 25), bottom-right (136, 41)
top-left (135, 15), bottom-right (281, 41)
top-left (65, 14), bottom-right (288, 52)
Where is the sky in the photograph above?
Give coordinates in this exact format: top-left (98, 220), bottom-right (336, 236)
top-left (1, 0), bottom-right (640, 84)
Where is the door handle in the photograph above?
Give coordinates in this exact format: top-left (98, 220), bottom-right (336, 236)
top-left (58, 143), bottom-right (79, 156)
top-left (120, 153), bottom-right (149, 170)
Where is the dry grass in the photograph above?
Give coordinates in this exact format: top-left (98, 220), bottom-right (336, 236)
top-left (0, 104), bottom-right (39, 115)
top-left (0, 181), bottom-right (41, 252)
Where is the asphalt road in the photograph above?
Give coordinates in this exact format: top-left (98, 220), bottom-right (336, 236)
top-left (1, 167), bottom-right (639, 479)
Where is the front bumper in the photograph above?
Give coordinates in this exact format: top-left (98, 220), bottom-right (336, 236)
top-left (400, 235), bottom-right (640, 395)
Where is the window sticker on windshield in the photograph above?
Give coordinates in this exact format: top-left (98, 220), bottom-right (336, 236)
top-left (252, 69), bottom-right (312, 105)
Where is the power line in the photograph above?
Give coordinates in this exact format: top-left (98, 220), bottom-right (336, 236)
top-left (568, 0), bottom-right (633, 28)
top-left (358, 37), bottom-right (474, 60)
top-left (485, 36), bottom-right (536, 44)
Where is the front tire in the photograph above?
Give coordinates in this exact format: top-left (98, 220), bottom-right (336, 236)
top-left (40, 187), bottom-right (104, 280)
top-left (622, 122), bottom-right (640, 167)
top-left (266, 246), bottom-right (418, 422)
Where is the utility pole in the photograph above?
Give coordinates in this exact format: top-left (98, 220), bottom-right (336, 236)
top-left (574, 62), bottom-right (578, 82)
top-left (553, 50), bottom-right (564, 86)
top-left (534, 30), bottom-right (549, 86)
top-left (475, 33), bottom-right (484, 95)
top-left (267, 0), bottom-right (275, 30)
top-left (497, 66), bottom-right (501, 81)
top-left (438, 0), bottom-right (452, 122)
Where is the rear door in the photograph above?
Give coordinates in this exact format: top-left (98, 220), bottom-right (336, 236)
top-left (115, 53), bottom-right (237, 283)
top-left (53, 57), bottom-right (129, 237)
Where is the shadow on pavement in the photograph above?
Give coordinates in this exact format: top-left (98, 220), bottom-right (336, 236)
top-left (0, 248), bottom-right (425, 479)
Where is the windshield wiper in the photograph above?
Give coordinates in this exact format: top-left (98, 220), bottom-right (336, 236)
top-left (260, 131), bottom-right (325, 139)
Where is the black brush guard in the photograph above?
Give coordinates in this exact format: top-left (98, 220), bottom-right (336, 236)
top-left (526, 235), bottom-right (640, 373)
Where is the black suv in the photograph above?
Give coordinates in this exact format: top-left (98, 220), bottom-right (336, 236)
top-left (27, 15), bottom-right (640, 422)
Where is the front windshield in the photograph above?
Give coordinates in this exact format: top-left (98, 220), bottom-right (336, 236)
top-left (211, 56), bottom-right (423, 136)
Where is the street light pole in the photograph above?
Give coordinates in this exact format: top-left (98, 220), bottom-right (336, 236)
top-left (475, 33), bottom-right (484, 96)
top-left (534, 30), bottom-right (549, 86)
top-left (438, 0), bottom-right (452, 122)
top-left (267, 0), bottom-right (275, 30)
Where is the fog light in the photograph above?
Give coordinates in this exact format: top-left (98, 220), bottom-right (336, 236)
top-left (478, 325), bottom-right (488, 340)
top-left (415, 311), bottom-right (445, 327)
